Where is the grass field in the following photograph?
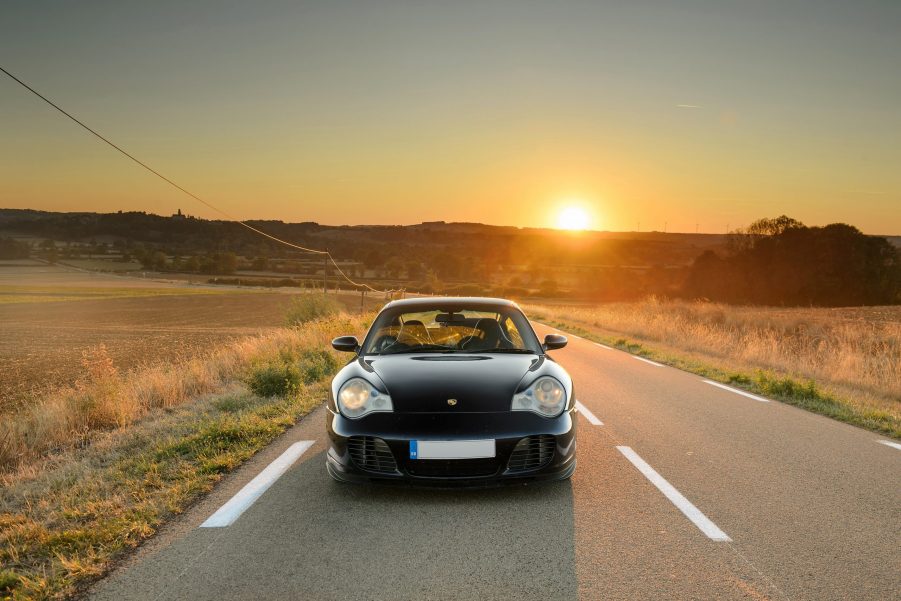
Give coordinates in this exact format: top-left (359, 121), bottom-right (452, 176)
top-left (0, 265), bottom-right (382, 411)
top-left (0, 312), bottom-right (368, 600)
top-left (0, 264), bottom-right (376, 599)
top-left (527, 299), bottom-right (901, 436)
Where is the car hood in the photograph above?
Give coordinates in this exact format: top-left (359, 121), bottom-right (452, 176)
top-left (367, 354), bottom-right (539, 413)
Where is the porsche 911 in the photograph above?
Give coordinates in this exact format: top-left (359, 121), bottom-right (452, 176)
top-left (325, 297), bottom-right (576, 486)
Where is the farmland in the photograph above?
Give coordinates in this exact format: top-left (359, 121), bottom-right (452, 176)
top-left (0, 263), bottom-right (376, 411)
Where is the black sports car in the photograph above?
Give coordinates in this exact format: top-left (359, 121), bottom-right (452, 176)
top-left (326, 297), bottom-right (576, 486)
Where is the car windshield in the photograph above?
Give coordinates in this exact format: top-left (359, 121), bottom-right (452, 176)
top-left (363, 305), bottom-right (541, 355)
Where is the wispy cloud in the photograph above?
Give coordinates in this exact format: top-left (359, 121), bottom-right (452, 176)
top-left (676, 104), bottom-right (703, 109)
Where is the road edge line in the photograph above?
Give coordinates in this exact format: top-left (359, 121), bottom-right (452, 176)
top-left (703, 380), bottom-right (770, 403)
top-left (200, 440), bottom-right (315, 528)
top-left (877, 440), bottom-right (901, 451)
top-left (633, 355), bottom-right (664, 367)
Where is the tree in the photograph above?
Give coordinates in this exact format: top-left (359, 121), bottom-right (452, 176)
top-left (423, 269), bottom-right (443, 294)
top-left (0, 238), bottom-right (30, 259)
top-left (683, 220), bottom-right (901, 306)
top-left (729, 215), bottom-right (805, 252)
top-left (144, 251), bottom-right (168, 270)
top-left (384, 256), bottom-right (405, 278)
top-left (215, 252), bottom-right (238, 275)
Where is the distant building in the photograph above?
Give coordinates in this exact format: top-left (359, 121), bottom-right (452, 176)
top-left (172, 209), bottom-right (186, 220)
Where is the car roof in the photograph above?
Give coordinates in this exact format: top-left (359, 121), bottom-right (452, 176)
top-left (381, 296), bottom-right (522, 312)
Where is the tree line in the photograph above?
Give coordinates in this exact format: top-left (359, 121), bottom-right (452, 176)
top-left (682, 217), bottom-right (900, 306)
top-left (2, 210), bottom-right (898, 306)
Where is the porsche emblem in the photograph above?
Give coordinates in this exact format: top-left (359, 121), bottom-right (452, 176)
top-left (447, 398), bottom-right (458, 406)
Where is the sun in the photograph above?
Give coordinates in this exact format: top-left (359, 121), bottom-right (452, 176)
top-left (557, 205), bottom-right (590, 231)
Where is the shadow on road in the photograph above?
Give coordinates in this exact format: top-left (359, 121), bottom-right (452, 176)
top-left (155, 450), bottom-right (578, 601)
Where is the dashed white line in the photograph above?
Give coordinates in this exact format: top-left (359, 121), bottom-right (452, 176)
top-left (633, 355), bottom-right (664, 367)
top-left (703, 380), bottom-right (770, 403)
top-left (617, 446), bottom-right (731, 542)
top-left (877, 440), bottom-right (901, 451)
top-left (200, 440), bottom-right (315, 528)
top-left (575, 401), bottom-right (604, 426)
top-left (594, 342), bottom-right (613, 350)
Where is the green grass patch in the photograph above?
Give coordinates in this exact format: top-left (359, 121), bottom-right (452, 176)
top-left (542, 318), bottom-right (901, 439)
top-left (245, 349), bottom-right (339, 398)
top-left (0, 383), bottom-right (330, 600)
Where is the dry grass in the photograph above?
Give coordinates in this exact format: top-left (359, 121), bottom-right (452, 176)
top-left (0, 313), bottom-right (367, 472)
top-left (0, 311), bottom-right (370, 600)
top-left (526, 298), bottom-right (901, 435)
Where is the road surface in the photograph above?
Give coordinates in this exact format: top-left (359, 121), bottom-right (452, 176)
top-left (89, 324), bottom-right (901, 600)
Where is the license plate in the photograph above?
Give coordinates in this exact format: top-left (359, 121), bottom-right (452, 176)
top-left (410, 439), bottom-right (496, 460)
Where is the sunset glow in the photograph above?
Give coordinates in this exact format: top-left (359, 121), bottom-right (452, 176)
top-left (0, 3), bottom-right (897, 233)
top-left (557, 206), bottom-right (591, 231)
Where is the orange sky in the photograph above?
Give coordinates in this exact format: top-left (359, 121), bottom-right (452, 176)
top-left (1, 1), bottom-right (899, 233)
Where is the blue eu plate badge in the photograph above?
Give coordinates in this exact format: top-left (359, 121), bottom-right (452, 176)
top-left (409, 440), bottom-right (418, 459)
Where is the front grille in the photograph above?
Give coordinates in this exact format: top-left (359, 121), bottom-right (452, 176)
top-left (347, 436), bottom-right (398, 474)
top-left (407, 458), bottom-right (499, 478)
top-left (507, 435), bottom-right (555, 473)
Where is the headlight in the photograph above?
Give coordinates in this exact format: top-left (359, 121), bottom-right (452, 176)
top-left (511, 376), bottom-right (567, 417)
top-left (337, 378), bottom-right (393, 418)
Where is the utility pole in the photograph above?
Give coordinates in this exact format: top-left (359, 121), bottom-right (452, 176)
top-left (360, 289), bottom-right (366, 313)
top-left (323, 254), bottom-right (328, 295)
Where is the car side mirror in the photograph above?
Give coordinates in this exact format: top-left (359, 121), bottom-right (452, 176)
top-left (332, 336), bottom-right (360, 353)
top-left (543, 334), bottom-right (567, 351)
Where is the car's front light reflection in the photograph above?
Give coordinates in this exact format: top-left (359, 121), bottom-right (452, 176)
top-left (511, 376), bottom-right (567, 417)
top-left (337, 378), bottom-right (393, 418)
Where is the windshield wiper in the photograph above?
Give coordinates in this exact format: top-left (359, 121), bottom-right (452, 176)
top-left (378, 346), bottom-right (459, 355)
top-left (473, 348), bottom-right (536, 354)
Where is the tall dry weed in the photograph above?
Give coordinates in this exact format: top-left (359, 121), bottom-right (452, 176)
top-left (528, 298), bottom-right (901, 403)
top-left (0, 314), bottom-right (368, 472)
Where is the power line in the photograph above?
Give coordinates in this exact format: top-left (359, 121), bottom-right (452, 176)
top-left (0, 64), bottom-right (398, 295)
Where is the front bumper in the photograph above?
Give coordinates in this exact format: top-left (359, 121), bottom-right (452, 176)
top-left (326, 407), bottom-right (577, 487)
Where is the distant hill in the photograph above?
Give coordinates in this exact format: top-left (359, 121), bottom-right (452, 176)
top-left (0, 208), bottom-right (729, 269)
top-left (2, 209), bottom-right (897, 305)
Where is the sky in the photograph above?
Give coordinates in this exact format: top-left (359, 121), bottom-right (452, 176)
top-left (1, 0), bottom-right (899, 233)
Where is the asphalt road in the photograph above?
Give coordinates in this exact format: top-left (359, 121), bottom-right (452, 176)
top-left (90, 324), bottom-right (901, 601)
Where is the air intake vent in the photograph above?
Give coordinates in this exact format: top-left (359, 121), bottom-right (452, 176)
top-left (407, 458), bottom-right (499, 478)
top-left (348, 436), bottom-right (398, 474)
top-left (507, 435), bottom-right (555, 473)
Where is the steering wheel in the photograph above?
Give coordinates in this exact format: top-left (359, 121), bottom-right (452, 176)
top-left (458, 334), bottom-right (482, 351)
top-left (373, 334), bottom-right (398, 353)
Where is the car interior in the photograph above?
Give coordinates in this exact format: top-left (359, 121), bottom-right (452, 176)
top-left (366, 310), bottom-right (532, 354)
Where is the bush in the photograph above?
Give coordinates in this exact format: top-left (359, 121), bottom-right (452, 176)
top-left (245, 349), bottom-right (340, 398)
top-left (246, 361), bottom-right (302, 398)
top-left (285, 295), bottom-right (343, 326)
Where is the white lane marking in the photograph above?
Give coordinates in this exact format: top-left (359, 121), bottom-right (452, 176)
top-left (617, 446), bottom-right (731, 542)
top-left (633, 355), bottom-right (664, 367)
top-left (703, 380), bottom-right (770, 403)
top-left (595, 342), bottom-right (613, 350)
top-left (569, 333), bottom-right (582, 340)
top-left (575, 401), bottom-right (604, 426)
top-left (877, 440), bottom-right (901, 451)
top-left (200, 440), bottom-right (315, 528)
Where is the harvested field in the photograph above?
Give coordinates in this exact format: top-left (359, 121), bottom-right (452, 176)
top-left (0, 264), bottom-right (380, 411)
